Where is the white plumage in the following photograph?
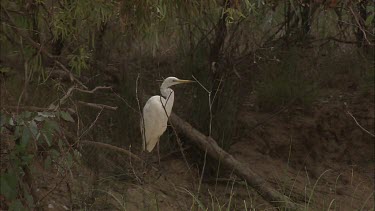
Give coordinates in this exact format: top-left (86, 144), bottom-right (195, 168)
top-left (141, 77), bottom-right (193, 152)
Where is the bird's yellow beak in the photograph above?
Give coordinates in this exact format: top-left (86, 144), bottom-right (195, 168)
top-left (176, 79), bottom-right (194, 84)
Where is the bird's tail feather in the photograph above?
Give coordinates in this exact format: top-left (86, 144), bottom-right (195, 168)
top-left (146, 138), bottom-right (159, 152)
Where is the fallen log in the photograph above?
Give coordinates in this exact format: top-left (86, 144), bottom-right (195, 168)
top-left (169, 113), bottom-right (299, 210)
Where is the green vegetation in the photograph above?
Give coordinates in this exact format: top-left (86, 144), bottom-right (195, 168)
top-left (1, 0), bottom-right (374, 210)
top-left (0, 111), bottom-right (78, 210)
top-left (256, 49), bottom-right (318, 111)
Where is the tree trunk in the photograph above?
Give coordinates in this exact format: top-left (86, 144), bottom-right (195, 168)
top-left (301, 0), bottom-right (311, 37)
top-left (169, 113), bottom-right (299, 210)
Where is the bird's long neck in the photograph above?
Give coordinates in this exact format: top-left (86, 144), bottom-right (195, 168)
top-left (160, 87), bottom-right (174, 116)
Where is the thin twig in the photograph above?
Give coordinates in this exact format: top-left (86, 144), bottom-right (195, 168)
top-left (79, 108), bottom-right (104, 139)
top-left (80, 140), bottom-right (158, 171)
top-left (192, 75), bottom-right (210, 93)
top-left (77, 101), bottom-right (117, 111)
top-left (191, 74), bottom-right (213, 136)
top-left (191, 74), bottom-right (223, 199)
top-left (157, 85), bottom-right (193, 176)
top-left (211, 75), bottom-right (224, 112)
top-left (197, 148), bottom-right (208, 196)
top-left (16, 36), bottom-right (27, 114)
top-left (112, 89), bottom-right (139, 113)
top-left (52, 86), bottom-right (75, 109)
top-left (346, 107), bottom-right (375, 138)
top-left (349, 6), bottom-right (372, 46)
top-left (37, 172), bottom-right (68, 204)
top-left (1, 105), bottom-right (71, 112)
top-left (136, 74), bottom-right (146, 150)
top-left (74, 86), bottom-right (112, 94)
top-left (169, 121), bottom-right (193, 177)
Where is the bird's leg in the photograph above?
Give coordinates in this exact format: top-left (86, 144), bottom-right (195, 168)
top-left (141, 151), bottom-right (152, 178)
top-left (157, 141), bottom-right (161, 167)
top-left (141, 151), bottom-right (147, 178)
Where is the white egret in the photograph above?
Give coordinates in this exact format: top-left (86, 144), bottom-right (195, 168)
top-left (141, 77), bottom-right (194, 152)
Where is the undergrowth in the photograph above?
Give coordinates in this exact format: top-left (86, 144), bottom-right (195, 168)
top-left (256, 49), bottom-right (318, 111)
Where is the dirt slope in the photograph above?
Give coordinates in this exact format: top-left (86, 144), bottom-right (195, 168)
top-left (232, 89), bottom-right (374, 210)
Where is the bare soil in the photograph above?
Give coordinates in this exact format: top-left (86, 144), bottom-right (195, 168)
top-left (232, 88), bottom-right (374, 210)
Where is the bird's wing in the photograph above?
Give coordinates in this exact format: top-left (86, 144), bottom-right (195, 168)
top-left (141, 95), bottom-right (169, 152)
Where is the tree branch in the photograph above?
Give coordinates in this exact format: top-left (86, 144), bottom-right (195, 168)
top-left (74, 86), bottom-right (112, 94)
top-left (77, 101), bottom-right (118, 111)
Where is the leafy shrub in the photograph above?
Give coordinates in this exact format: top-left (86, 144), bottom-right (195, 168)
top-left (0, 111), bottom-right (77, 210)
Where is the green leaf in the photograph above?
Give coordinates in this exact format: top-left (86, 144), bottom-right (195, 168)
top-left (58, 139), bottom-right (64, 150)
top-left (41, 119), bottom-right (60, 146)
top-left (33, 116), bottom-right (44, 122)
top-left (21, 127), bottom-right (30, 147)
top-left (0, 113), bottom-right (8, 127)
top-left (60, 111), bottom-right (75, 122)
top-left (14, 116), bottom-right (25, 126)
top-left (35, 133), bottom-right (41, 143)
top-left (73, 150), bottom-right (82, 164)
top-left (0, 67), bottom-right (12, 73)
top-left (0, 172), bottom-right (18, 200)
top-left (44, 155), bottom-right (52, 169)
top-left (365, 13), bottom-right (374, 26)
top-left (21, 111), bottom-right (32, 119)
top-left (24, 190), bottom-right (34, 208)
top-left (21, 154), bottom-right (34, 165)
top-left (29, 120), bottom-right (38, 137)
top-left (43, 133), bottom-right (52, 147)
top-left (66, 153), bottom-right (73, 168)
top-left (9, 117), bottom-right (15, 126)
top-left (14, 126), bottom-right (21, 139)
top-left (37, 112), bottom-right (55, 118)
top-left (9, 199), bottom-right (25, 211)
top-left (50, 149), bottom-right (60, 160)
top-left (45, 119), bottom-right (60, 133)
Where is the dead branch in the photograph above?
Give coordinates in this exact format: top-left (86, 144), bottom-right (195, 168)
top-left (56, 86), bottom-right (75, 108)
top-left (74, 86), bottom-right (112, 94)
top-left (1, 105), bottom-right (70, 112)
top-left (77, 101), bottom-right (118, 111)
top-left (1, 100), bottom-right (117, 113)
top-left (169, 113), bottom-right (299, 210)
top-left (48, 86), bottom-right (115, 110)
top-left (327, 37), bottom-right (359, 44)
top-left (81, 140), bottom-right (142, 162)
